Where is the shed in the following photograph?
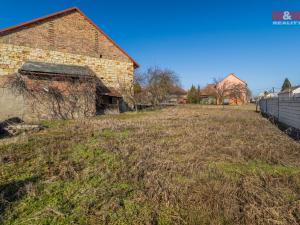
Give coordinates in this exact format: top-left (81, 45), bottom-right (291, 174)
top-left (19, 61), bottom-right (123, 114)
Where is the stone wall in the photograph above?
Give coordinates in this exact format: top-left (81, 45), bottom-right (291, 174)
top-left (0, 10), bottom-right (132, 64)
top-left (0, 43), bottom-right (134, 88)
top-left (0, 87), bottom-right (25, 121)
top-left (0, 74), bottom-right (97, 122)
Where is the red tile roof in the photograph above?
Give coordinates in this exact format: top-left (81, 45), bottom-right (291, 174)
top-left (0, 7), bottom-right (139, 68)
top-left (169, 86), bottom-right (187, 95)
top-left (201, 84), bottom-right (216, 96)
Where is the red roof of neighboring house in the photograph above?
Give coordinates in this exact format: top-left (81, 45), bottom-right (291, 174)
top-left (201, 84), bottom-right (216, 96)
top-left (169, 86), bottom-right (187, 95)
top-left (0, 7), bottom-right (139, 68)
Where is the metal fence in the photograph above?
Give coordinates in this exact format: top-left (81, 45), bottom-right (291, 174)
top-left (259, 97), bottom-right (300, 130)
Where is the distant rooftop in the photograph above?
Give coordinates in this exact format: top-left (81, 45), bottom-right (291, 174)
top-left (201, 84), bottom-right (216, 96)
top-left (280, 85), bottom-right (300, 94)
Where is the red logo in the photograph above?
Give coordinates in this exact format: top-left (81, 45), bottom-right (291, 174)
top-left (273, 11), bottom-right (300, 20)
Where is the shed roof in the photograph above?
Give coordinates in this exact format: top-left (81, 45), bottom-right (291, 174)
top-left (97, 85), bottom-right (122, 98)
top-left (19, 61), bottom-right (95, 78)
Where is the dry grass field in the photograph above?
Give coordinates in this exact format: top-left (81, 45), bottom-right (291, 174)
top-left (0, 105), bottom-right (300, 225)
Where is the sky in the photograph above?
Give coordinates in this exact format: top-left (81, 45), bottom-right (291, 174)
top-left (1, 0), bottom-right (300, 95)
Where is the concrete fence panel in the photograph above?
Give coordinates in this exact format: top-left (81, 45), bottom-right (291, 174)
top-left (259, 97), bottom-right (300, 130)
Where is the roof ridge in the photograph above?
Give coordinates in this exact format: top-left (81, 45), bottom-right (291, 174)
top-left (0, 7), bottom-right (78, 34)
top-left (223, 73), bottom-right (246, 84)
top-left (0, 7), bottom-right (139, 68)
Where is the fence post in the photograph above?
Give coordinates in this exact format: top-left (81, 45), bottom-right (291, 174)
top-left (278, 97), bottom-right (280, 119)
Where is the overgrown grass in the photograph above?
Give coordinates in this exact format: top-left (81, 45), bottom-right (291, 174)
top-left (215, 160), bottom-right (300, 176)
top-left (40, 119), bottom-right (73, 129)
top-left (1, 105), bottom-right (300, 224)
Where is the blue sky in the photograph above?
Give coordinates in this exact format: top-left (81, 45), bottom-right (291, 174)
top-left (1, 0), bottom-right (300, 95)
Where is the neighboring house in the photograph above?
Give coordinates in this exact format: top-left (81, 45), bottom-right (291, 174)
top-left (0, 7), bottom-right (138, 121)
top-left (216, 73), bottom-right (248, 105)
top-left (200, 74), bottom-right (248, 105)
top-left (199, 84), bottom-right (217, 104)
top-left (167, 86), bottom-right (187, 104)
top-left (256, 92), bottom-right (266, 101)
top-left (278, 85), bottom-right (300, 98)
top-left (256, 92), bottom-right (278, 101)
top-left (265, 93), bottom-right (278, 98)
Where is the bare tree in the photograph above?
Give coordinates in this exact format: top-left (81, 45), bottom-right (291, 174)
top-left (143, 67), bottom-right (180, 106)
top-left (2, 74), bottom-right (28, 96)
top-left (117, 67), bottom-right (181, 110)
top-left (246, 86), bottom-right (252, 102)
top-left (117, 71), bottom-right (145, 111)
top-left (229, 83), bottom-right (246, 105)
top-left (213, 78), bottom-right (230, 105)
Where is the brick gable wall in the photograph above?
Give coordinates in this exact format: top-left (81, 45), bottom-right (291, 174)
top-left (0, 11), bottom-right (131, 63)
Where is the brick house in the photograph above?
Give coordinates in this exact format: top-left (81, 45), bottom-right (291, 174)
top-left (200, 74), bottom-right (248, 105)
top-left (0, 7), bottom-right (138, 121)
top-left (217, 74), bottom-right (248, 105)
top-left (199, 84), bottom-right (217, 104)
